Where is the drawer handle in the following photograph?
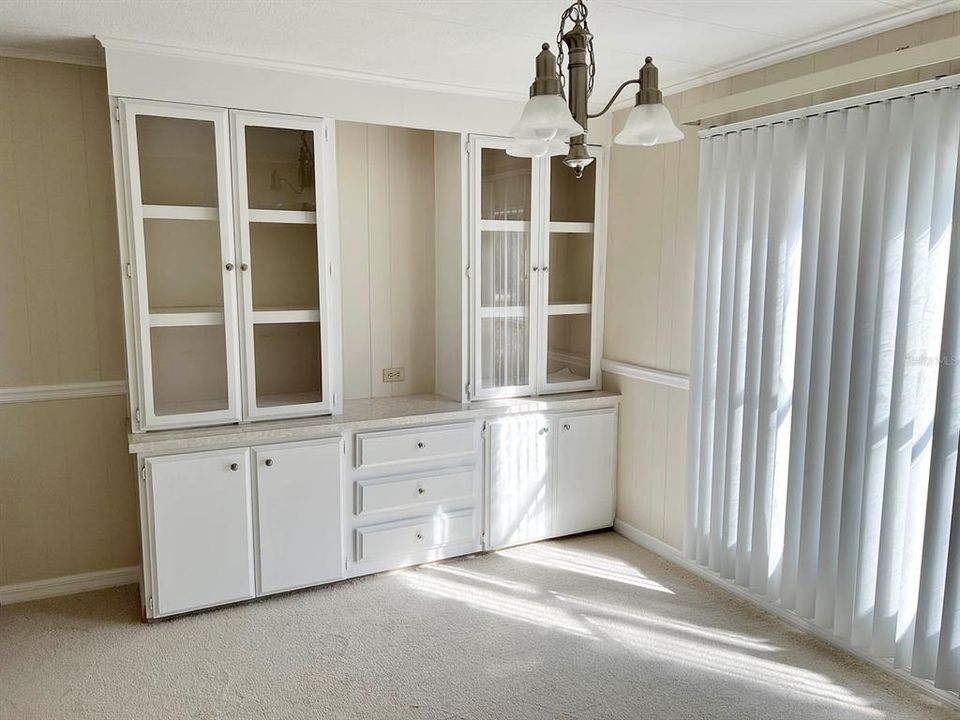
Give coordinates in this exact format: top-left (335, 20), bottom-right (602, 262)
top-left (417, 441), bottom-right (426, 449)
top-left (416, 531), bottom-right (424, 541)
top-left (229, 463), bottom-right (239, 472)
top-left (417, 487), bottom-right (426, 495)
top-left (563, 423), bottom-right (571, 431)
top-left (264, 458), bottom-right (274, 467)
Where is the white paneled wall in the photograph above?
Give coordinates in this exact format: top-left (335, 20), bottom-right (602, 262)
top-left (336, 121), bottom-right (437, 399)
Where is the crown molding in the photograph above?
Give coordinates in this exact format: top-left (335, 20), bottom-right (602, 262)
top-left (0, 44), bottom-right (104, 67)
top-left (610, 0), bottom-right (959, 113)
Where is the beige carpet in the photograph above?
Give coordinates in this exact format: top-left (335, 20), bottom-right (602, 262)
top-left (0, 532), bottom-right (955, 720)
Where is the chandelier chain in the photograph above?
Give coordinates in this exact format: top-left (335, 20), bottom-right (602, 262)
top-left (555, 0), bottom-right (596, 99)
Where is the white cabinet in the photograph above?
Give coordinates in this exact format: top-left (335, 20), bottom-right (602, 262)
top-left (254, 439), bottom-right (343, 595)
top-left (144, 449), bottom-right (256, 616)
top-left (555, 410), bottom-right (617, 536)
top-left (487, 407), bottom-right (616, 549)
top-left (115, 99), bottom-right (342, 431)
top-left (468, 136), bottom-right (606, 400)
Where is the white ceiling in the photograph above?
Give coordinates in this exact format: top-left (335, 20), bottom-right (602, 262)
top-left (0, 0), bottom-right (956, 103)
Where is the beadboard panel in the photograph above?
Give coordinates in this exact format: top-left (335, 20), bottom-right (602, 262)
top-left (602, 10), bottom-right (959, 552)
top-left (0, 394), bottom-right (139, 586)
top-left (336, 121), bottom-right (436, 400)
top-left (0, 58), bottom-right (125, 388)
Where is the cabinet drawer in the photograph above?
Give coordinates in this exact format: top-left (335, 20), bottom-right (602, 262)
top-left (357, 470), bottom-right (474, 515)
top-left (356, 510), bottom-right (475, 563)
top-left (355, 423), bottom-right (476, 470)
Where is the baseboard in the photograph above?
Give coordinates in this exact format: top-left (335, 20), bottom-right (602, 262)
top-left (0, 566), bottom-right (140, 606)
top-left (612, 519), bottom-right (960, 712)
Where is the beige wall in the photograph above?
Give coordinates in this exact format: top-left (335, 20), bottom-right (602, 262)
top-left (602, 11), bottom-right (960, 551)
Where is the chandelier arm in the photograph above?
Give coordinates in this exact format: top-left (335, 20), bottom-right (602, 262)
top-left (586, 78), bottom-right (641, 120)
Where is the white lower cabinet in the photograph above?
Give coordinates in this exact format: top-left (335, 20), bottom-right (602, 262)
top-left (487, 407), bottom-right (616, 550)
top-left (254, 438), bottom-right (342, 596)
top-left (145, 448), bottom-right (256, 617)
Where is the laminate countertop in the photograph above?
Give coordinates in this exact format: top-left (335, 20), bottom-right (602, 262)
top-left (128, 391), bottom-right (621, 455)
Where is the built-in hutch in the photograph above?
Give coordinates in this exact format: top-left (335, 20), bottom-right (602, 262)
top-left (106, 44), bottom-right (618, 620)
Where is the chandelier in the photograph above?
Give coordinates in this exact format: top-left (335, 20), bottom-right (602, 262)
top-left (509, 0), bottom-right (684, 176)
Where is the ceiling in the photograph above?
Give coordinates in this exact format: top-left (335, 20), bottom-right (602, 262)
top-left (0, 0), bottom-right (955, 104)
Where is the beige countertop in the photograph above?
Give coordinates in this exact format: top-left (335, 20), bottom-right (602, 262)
top-left (128, 391), bottom-right (620, 455)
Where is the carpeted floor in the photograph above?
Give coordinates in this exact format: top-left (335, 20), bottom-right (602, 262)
top-left (0, 532), bottom-right (955, 720)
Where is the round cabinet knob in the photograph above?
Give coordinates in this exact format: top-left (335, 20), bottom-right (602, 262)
top-left (416, 532), bottom-right (424, 541)
top-left (229, 463), bottom-right (239, 471)
top-left (240, 263), bottom-right (249, 271)
top-left (417, 487), bottom-right (426, 495)
top-left (542, 266), bottom-right (549, 272)
top-left (563, 423), bottom-right (571, 431)
top-left (264, 458), bottom-right (274, 467)
top-left (539, 427), bottom-right (549, 435)
top-left (417, 441), bottom-right (426, 449)
top-left (532, 266), bottom-right (540, 272)
top-left (225, 262), bottom-right (235, 271)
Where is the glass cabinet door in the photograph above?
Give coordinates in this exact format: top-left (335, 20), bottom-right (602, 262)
top-left (232, 113), bottom-right (332, 419)
top-left (538, 150), bottom-right (602, 392)
top-left (121, 100), bottom-right (241, 429)
top-left (471, 139), bottom-right (542, 399)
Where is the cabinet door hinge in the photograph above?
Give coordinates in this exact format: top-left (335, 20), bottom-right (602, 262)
top-left (141, 466), bottom-right (146, 482)
top-left (333, 391), bottom-right (338, 406)
top-left (465, 382), bottom-right (473, 401)
top-left (329, 262), bottom-right (333, 276)
top-left (464, 140), bottom-right (471, 154)
top-left (113, 105), bottom-right (120, 123)
top-left (147, 596), bottom-right (154, 613)
top-left (464, 264), bottom-right (472, 279)
top-left (324, 125), bottom-right (330, 142)
top-left (125, 262), bottom-right (132, 278)
top-left (135, 407), bottom-right (142, 426)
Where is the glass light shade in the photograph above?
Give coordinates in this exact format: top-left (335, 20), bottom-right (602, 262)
top-left (510, 94), bottom-right (585, 142)
top-left (506, 138), bottom-right (569, 158)
top-left (614, 103), bottom-right (684, 146)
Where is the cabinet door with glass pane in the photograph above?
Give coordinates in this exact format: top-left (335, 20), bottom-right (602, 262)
top-left (232, 112), bottom-right (337, 419)
top-left (120, 100), bottom-right (242, 430)
top-left (470, 137), bottom-right (542, 400)
top-left (538, 147), bottom-right (604, 393)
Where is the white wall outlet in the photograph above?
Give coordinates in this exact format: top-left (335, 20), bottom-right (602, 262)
top-left (382, 367), bottom-right (405, 383)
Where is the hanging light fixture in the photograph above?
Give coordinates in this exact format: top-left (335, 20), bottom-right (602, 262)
top-left (510, 0), bottom-right (684, 176)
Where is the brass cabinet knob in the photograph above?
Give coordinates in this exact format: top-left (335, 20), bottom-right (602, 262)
top-left (265, 458), bottom-right (274, 467)
top-left (229, 462), bottom-right (239, 471)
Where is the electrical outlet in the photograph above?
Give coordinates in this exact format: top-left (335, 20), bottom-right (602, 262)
top-left (382, 367), bottom-right (405, 383)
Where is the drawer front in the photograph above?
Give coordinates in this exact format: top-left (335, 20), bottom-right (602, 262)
top-left (357, 470), bottom-right (474, 515)
top-left (356, 510), bottom-right (475, 563)
top-left (355, 423), bottom-right (476, 470)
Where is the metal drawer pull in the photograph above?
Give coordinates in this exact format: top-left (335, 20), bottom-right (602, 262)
top-left (229, 463), bottom-right (239, 471)
top-left (417, 487), bottom-right (426, 495)
top-left (417, 441), bottom-right (426, 449)
top-left (265, 458), bottom-right (274, 467)
top-left (563, 423), bottom-right (571, 431)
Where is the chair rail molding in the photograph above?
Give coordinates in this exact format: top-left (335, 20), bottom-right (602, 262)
top-left (600, 358), bottom-right (690, 390)
top-left (0, 380), bottom-right (127, 405)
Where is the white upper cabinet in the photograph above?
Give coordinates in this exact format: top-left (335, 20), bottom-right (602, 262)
top-left (468, 136), bottom-right (605, 401)
top-left (115, 100), bottom-right (342, 431)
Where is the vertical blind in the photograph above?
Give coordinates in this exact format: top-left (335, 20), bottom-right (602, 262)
top-left (685, 80), bottom-right (960, 693)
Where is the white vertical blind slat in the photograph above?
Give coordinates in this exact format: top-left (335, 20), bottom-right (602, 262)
top-left (687, 84), bottom-right (960, 693)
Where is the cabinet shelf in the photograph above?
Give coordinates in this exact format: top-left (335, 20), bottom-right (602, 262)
top-left (546, 303), bottom-right (592, 316)
top-left (549, 222), bottom-right (593, 234)
top-left (478, 219), bottom-right (529, 233)
top-left (142, 205), bottom-right (219, 221)
top-left (248, 209), bottom-right (317, 224)
top-left (149, 307), bottom-right (225, 327)
top-left (256, 391), bottom-right (324, 408)
top-left (251, 308), bottom-right (321, 324)
top-left (479, 305), bottom-right (528, 319)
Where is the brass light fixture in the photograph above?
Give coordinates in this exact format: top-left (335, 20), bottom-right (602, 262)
top-left (509, 0), bottom-right (683, 176)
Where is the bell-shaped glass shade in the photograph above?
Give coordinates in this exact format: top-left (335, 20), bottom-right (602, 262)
top-left (506, 138), bottom-right (569, 158)
top-left (510, 94), bottom-right (585, 142)
top-left (614, 103), bottom-right (684, 146)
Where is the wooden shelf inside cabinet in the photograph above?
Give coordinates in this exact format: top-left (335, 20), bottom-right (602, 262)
top-left (250, 308), bottom-right (321, 324)
top-left (549, 222), bottom-right (593, 234)
top-left (546, 303), bottom-right (592, 316)
top-left (149, 307), bottom-right (225, 327)
top-left (142, 205), bottom-right (219, 221)
top-left (248, 209), bottom-right (317, 224)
